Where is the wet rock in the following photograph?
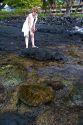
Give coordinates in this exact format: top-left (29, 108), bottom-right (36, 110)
top-left (46, 76), bottom-right (74, 100)
top-left (0, 112), bottom-right (24, 125)
top-left (38, 64), bottom-right (83, 79)
top-left (68, 26), bottom-right (83, 39)
top-left (18, 84), bottom-right (54, 106)
top-left (70, 77), bottom-right (83, 107)
top-left (0, 83), bottom-right (9, 112)
top-left (46, 77), bottom-right (65, 91)
top-left (37, 110), bottom-right (55, 125)
top-left (78, 111), bottom-right (83, 125)
top-left (0, 15), bottom-right (83, 125)
top-left (1, 106), bottom-right (50, 125)
top-left (2, 90), bottom-right (18, 112)
top-left (37, 107), bottom-right (78, 125)
top-left (0, 63), bottom-right (27, 88)
top-left (0, 85), bottom-right (8, 108)
top-left (37, 16), bottom-right (83, 34)
top-left (0, 106), bottom-right (47, 125)
top-left (0, 16), bottom-right (82, 55)
top-left (78, 61), bottom-right (83, 65)
top-left (37, 24), bottom-right (66, 34)
top-left (20, 48), bottom-right (67, 62)
top-left (0, 25), bottom-right (24, 54)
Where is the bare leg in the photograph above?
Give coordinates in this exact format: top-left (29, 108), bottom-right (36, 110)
top-left (30, 31), bottom-right (35, 47)
top-left (25, 35), bottom-right (29, 48)
top-left (30, 31), bottom-right (38, 48)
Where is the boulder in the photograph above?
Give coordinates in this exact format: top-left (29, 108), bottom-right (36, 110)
top-left (20, 48), bottom-right (67, 62)
top-left (18, 84), bottom-right (54, 106)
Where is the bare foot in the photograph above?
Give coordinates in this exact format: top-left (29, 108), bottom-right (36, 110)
top-left (32, 46), bottom-right (38, 48)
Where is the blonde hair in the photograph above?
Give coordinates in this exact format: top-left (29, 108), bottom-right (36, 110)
top-left (32, 7), bottom-right (38, 12)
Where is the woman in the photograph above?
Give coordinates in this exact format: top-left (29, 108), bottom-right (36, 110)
top-left (22, 7), bottom-right (38, 48)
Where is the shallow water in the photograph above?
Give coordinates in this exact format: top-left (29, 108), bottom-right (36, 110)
top-left (0, 16), bottom-right (83, 125)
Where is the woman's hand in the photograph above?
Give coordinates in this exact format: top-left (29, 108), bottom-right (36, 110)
top-left (31, 28), bottom-right (37, 33)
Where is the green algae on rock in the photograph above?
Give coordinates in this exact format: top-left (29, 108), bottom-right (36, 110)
top-left (36, 107), bottom-right (79, 125)
top-left (0, 64), bottom-right (27, 88)
top-left (18, 84), bottom-right (54, 106)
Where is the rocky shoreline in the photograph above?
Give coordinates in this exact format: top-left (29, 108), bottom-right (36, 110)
top-left (0, 16), bottom-right (83, 125)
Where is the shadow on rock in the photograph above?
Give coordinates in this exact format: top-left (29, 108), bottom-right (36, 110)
top-left (19, 47), bottom-right (67, 63)
top-left (0, 106), bottom-right (47, 125)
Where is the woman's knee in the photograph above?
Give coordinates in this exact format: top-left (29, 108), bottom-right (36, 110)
top-left (24, 34), bottom-right (29, 38)
top-left (30, 33), bottom-right (34, 38)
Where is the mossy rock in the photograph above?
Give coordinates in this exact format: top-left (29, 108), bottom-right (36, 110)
top-left (18, 84), bottom-right (54, 106)
top-left (0, 64), bottom-right (27, 88)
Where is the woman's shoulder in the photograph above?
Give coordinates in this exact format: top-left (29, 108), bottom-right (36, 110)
top-left (25, 13), bottom-right (32, 20)
top-left (28, 13), bottom-right (32, 17)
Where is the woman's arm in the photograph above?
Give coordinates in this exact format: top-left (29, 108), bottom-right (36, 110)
top-left (28, 14), bottom-right (32, 30)
top-left (33, 14), bottom-right (38, 31)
